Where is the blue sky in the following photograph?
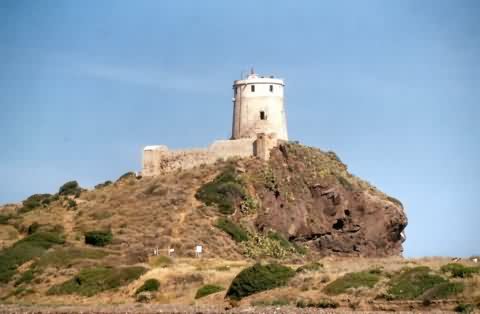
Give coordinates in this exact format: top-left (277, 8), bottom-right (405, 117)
top-left (1, 0), bottom-right (479, 257)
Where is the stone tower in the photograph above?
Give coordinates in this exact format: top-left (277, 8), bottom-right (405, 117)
top-left (231, 70), bottom-right (288, 141)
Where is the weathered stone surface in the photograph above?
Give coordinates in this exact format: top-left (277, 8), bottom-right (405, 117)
top-left (249, 143), bottom-right (407, 257)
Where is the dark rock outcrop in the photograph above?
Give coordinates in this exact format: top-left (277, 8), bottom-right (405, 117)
top-left (247, 143), bottom-right (407, 257)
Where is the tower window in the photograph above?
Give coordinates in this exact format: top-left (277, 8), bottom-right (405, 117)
top-left (251, 85), bottom-right (255, 92)
top-left (269, 85), bottom-right (273, 92)
top-left (260, 111), bottom-right (266, 120)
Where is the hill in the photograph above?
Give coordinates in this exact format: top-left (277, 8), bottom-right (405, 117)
top-left (0, 142), bottom-right (478, 312)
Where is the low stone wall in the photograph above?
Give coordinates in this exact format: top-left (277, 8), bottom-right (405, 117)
top-left (142, 138), bottom-right (257, 176)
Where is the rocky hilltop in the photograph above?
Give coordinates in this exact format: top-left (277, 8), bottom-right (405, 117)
top-left (0, 142), bottom-right (407, 262)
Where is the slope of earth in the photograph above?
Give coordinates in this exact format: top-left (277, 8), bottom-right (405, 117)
top-left (0, 143), bottom-right (478, 312)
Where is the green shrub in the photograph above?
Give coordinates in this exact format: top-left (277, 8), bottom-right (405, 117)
top-left (135, 279), bottom-right (160, 295)
top-left (195, 284), bottom-right (224, 299)
top-left (241, 234), bottom-right (291, 259)
top-left (226, 263), bottom-right (295, 300)
top-left (27, 222), bottom-right (40, 235)
top-left (94, 180), bottom-right (112, 189)
top-left (59, 181), bottom-right (81, 196)
top-left (441, 263), bottom-right (480, 278)
top-left (117, 172), bottom-right (136, 181)
top-left (296, 299), bottom-right (338, 309)
top-left (47, 266), bottom-right (146, 297)
top-left (324, 270), bottom-right (381, 295)
top-left (195, 166), bottom-right (247, 214)
top-left (0, 214), bottom-right (12, 225)
top-left (454, 303), bottom-right (475, 313)
top-left (386, 266), bottom-right (447, 300)
top-left (67, 199), bottom-right (77, 209)
top-left (214, 218), bottom-right (248, 242)
top-left (14, 269), bottom-right (35, 286)
top-left (0, 231), bottom-right (64, 283)
top-left (84, 230), bottom-right (112, 247)
top-left (266, 231), bottom-right (306, 255)
top-left (422, 282), bottom-right (464, 300)
top-left (19, 194), bottom-right (52, 213)
top-left (252, 298), bottom-right (290, 306)
top-left (296, 262), bottom-right (323, 273)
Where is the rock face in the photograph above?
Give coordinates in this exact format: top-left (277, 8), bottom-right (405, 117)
top-left (247, 143), bottom-right (407, 257)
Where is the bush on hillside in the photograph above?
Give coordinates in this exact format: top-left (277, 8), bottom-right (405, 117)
top-left (27, 222), bottom-right (40, 235)
top-left (441, 263), bottom-right (480, 278)
top-left (84, 230), bottom-right (112, 247)
top-left (324, 270), bottom-right (381, 295)
top-left (0, 214), bottom-right (12, 225)
top-left (195, 284), bottom-right (224, 299)
top-left (47, 266), bottom-right (146, 297)
top-left (195, 166), bottom-right (247, 215)
top-left (59, 181), bottom-right (81, 196)
top-left (296, 298), bottom-right (339, 309)
top-left (117, 172), bottom-right (136, 182)
top-left (226, 263), bottom-right (295, 300)
top-left (94, 180), bottom-right (112, 189)
top-left (135, 279), bottom-right (160, 295)
top-left (19, 194), bottom-right (52, 213)
top-left (0, 231), bottom-right (64, 283)
top-left (386, 266), bottom-right (450, 300)
top-left (214, 218), bottom-right (248, 242)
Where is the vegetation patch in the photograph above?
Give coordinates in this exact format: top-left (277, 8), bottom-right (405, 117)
top-left (454, 303), bottom-right (475, 313)
top-left (226, 263), bottom-right (295, 300)
top-left (214, 218), bottom-right (248, 242)
top-left (267, 231), bottom-right (306, 255)
top-left (0, 214), bottom-right (12, 225)
top-left (441, 263), bottom-right (480, 278)
top-left (149, 255), bottom-right (173, 268)
top-left (84, 230), bottom-right (112, 247)
top-left (251, 298), bottom-right (290, 307)
top-left (18, 194), bottom-right (53, 213)
top-left (386, 266), bottom-right (450, 300)
top-left (324, 270), bottom-right (381, 295)
top-left (95, 180), bottom-right (112, 189)
top-left (117, 172), bottom-right (136, 181)
top-left (47, 266), bottom-right (146, 297)
top-left (135, 279), bottom-right (160, 295)
top-left (421, 282), bottom-right (464, 300)
top-left (14, 269), bottom-right (35, 286)
top-left (296, 262), bottom-right (323, 273)
top-left (0, 231), bottom-right (64, 283)
top-left (241, 234), bottom-right (292, 259)
top-left (35, 247), bottom-right (108, 269)
top-left (59, 181), bottom-right (82, 196)
top-left (195, 284), bottom-right (224, 299)
top-left (296, 298), bottom-right (339, 309)
top-left (195, 166), bottom-right (247, 215)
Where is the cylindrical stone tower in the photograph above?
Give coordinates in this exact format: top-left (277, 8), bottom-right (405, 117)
top-left (231, 71), bottom-right (288, 140)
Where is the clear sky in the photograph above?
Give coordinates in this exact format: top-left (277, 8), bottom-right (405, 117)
top-left (1, 0), bottom-right (479, 257)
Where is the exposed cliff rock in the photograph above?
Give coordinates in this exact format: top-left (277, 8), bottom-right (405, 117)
top-left (243, 143), bottom-right (407, 257)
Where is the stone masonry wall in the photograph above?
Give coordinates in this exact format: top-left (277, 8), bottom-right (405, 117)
top-left (142, 138), bottom-right (259, 176)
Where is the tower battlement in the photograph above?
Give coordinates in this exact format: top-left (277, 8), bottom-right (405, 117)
top-left (141, 71), bottom-right (287, 176)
